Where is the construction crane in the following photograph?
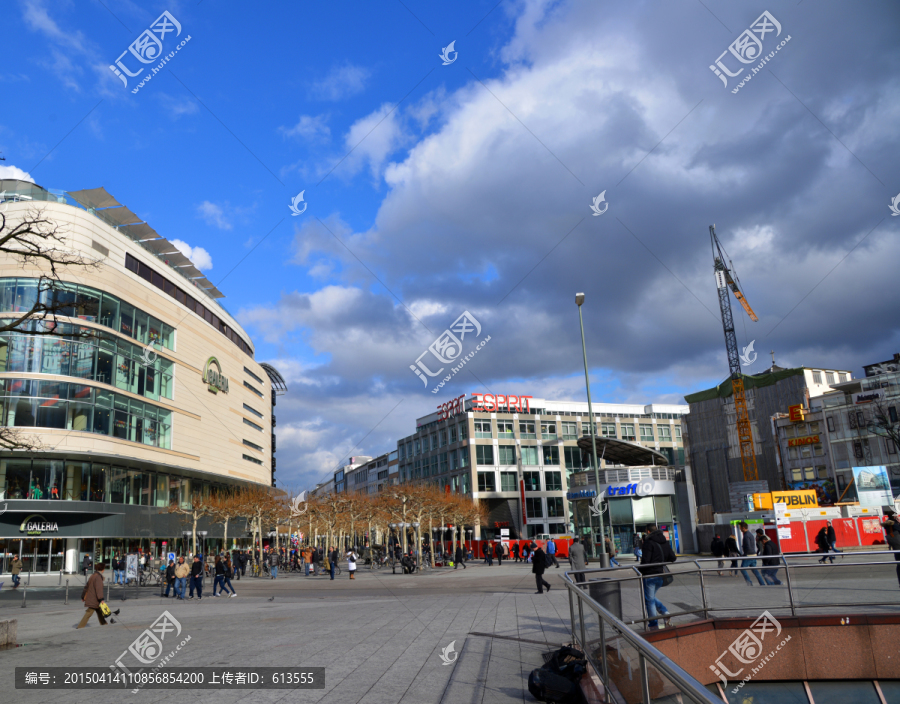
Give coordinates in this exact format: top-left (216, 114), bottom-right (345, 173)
top-left (710, 224), bottom-right (759, 481)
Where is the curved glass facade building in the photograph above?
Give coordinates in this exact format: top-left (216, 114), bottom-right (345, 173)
top-left (0, 180), bottom-right (279, 573)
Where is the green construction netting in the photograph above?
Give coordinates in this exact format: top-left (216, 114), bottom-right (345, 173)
top-left (684, 368), bottom-right (805, 403)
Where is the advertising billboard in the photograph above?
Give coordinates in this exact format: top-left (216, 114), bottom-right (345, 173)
top-left (851, 466), bottom-right (893, 508)
top-left (788, 478), bottom-right (836, 507)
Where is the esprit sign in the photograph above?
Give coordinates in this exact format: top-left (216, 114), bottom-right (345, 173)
top-left (437, 394), bottom-right (466, 421)
top-left (471, 394), bottom-right (533, 413)
top-left (19, 514), bottom-right (59, 535)
top-left (202, 357), bottom-right (229, 394)
top-left (787, 434), bottom-right (820, 447)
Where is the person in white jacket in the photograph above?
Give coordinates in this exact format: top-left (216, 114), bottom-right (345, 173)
top-left (346, 548), bottom-right (358, 580)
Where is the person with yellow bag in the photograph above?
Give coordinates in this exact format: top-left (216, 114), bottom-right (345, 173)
top-left (77, 563), bottom-right (118, 628)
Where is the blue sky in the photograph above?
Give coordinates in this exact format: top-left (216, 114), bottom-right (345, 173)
top-left (3, 0), bottom-right (899, 490)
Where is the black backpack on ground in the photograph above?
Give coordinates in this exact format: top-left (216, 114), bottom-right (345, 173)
top-left (527, 645), bottom-right (587, 703)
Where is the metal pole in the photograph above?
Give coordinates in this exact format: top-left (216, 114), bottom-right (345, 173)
top-left (27, 570), bottom-right (31, 586)
top-left (21, 589), bottom-right (26, 608)
top-left (639, 652), bottom-right (651, 704)
top-left (65, 579), bottom-right (69, 605)
top-left (59, 570), bottom-right (62, 585)
top-left (781, 555), bottom-right (797, 617)
top-left (568, 588), bottom-right (576, 642)
top-left (577, 296), bottom-right (609, 568)
top-left (696, 560), bottom-right (709, 620)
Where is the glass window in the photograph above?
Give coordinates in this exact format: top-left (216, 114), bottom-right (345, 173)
top-left (523, 471), bottom-right (540, 492)
top-left (653, 496), bottom-right (673, 522)
top-left (439, 430), bottom-right (447, 447)
top-left (620, 424), bottom-right (636, 441)
top-left (674, 425), bottom-right (681, 440)
top-left (458, 423), bottom-right (468, 441)
top-left (816, 465), bottom-right (828, 479)
top-left (541, 422), bottom-right (557, 439)
top-left (657, 425), bottom-right (671, 441)
top-left (497, 446), bottom-right (515, 465)
top-left (547, 497), bottom-right (564, 518)
top-left (600, 423), bottom-right (616, 438)
top-left (477, 472), bottom-right (495, 492)
top-left (640, 424), bottom-right (654, 441)
top-left (498, 421), bottom-right (514, 437)
top-left (633, 496), bottom-right (655, 523)
top-left (562, 422), bottom-right (577, 440)
top-left (545, 471), bottom-right (562, 491)
top-left (500, 471), bottom-right (517, 492)
top-left (431, 433), bottom-right (437, 451)
top-left (804, 466), bottom-right (815, 480)
top-left (62, 461), bottom-right (88, 500)
top-left (459, 449), bottom-right (469, 467)
top-left (564, 447), bottom-right (583, 471)
top-left (812, 370), bottom-right (823, 384)
top-left (542, 446), bottom-right (559, 465)
top-left (583, 422), bottom-right (599, 437)
top-left (474, 421), bottom-right (492, 438)
top-left (476, 445), bottom-right (494, 465)
top-left (521, 446), bottom-right (539, 465)
top-left (519, 421), bottom-right (536, 439)
top-left (449, 450), bottom-right (458, 471)
top-left (449, 426), bottom-right (457, 444)
top-left (140, 472), bottom-right (154, 506)
top-left (791, 467), bottom-right (802, 482)
top-left (609, 497), bottom-right (633, 524)
top-left (89, 464), bottom-right (107, 502)
top-left (525, 497), bottom-right (543, 519)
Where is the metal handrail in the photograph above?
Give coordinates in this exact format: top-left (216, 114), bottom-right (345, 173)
top-left (563, 572), bottom-right (721, 704)
top-left (567, 549), bottom-right (900, 622)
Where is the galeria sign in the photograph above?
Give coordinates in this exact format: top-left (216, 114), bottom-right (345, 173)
top-left (471, 394), bottom-right (533, 412)
top-left (19, 514), bottom-right (59, 535)
top-left (203, 357), bottom-right (229, 394)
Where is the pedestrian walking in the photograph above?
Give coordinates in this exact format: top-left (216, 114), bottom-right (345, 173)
top-left (605, 536), bottom-right (621, 567)
top-left (759, 536), bottom-right (782, 585)
top-left (454, 544), bottom-right (466, 569)
top-left (82, 553), bottom-right (92, 577)
top-left (328, 547), bottom-right (338, 580)
top-left (113, 553), bottom-right (123, 585)
top-left (77, 563), bottom-right (113, 628)
top-left (826, 521), bottom-right (842, 557)
top-left (269, 549), bottom-right (280, 579)
top-left (632, 533), bottom-right (643, 561)
top-left (494, 541), bottom-right (503, 566)
top-left (738, 522), bottom-right (766, 585)
top-left (522, 544), bottom-right (530, 562)
top-left (711, 534), bottom-right (726, 575)
top-left (347, 548), bottom-right (358, 579)
top-left (815, 527), bottom-right (833, 564)
top-left (174, 556), bottom-right (189, 599)
top-left (532, 546), bottom-right (551, 594)
top-left (163, 560), bottom-right (176, 597)
top-left (639, 525), bottom-right (677, 629)
top-left (188, 555), bottom-right (203, 600)
top-left (485, 543), bottom-right (493, 566)
top-left (569, 537), bottom-right (587, 584)
top-left (512, 542), bottom-right (520, 562)
top-left (882, 514), bottom-right (900, 587)
top-left (213, 555), bottom-right (237, 596)
top-left (10, 555), bottom-right (22, 589)
top-left (725, 534), bottom-right (741, 575)
top-left (546, 537), bottom-right (560, 568)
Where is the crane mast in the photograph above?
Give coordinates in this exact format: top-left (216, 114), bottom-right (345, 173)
top-left (710, 225), bottom-right (759, 482)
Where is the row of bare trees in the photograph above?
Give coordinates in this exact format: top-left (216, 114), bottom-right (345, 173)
top-left (167, 483), bottom-right (489, 560)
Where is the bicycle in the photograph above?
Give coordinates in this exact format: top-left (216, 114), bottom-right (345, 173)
top-left (315, 560), bottom-right (341, 576)
top-left (250, 562), bottom-right (262, 578)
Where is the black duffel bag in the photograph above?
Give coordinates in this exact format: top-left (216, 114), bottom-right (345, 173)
top-left (527, 645), bottom-right (587, 703)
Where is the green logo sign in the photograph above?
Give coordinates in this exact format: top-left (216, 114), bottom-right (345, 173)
top-left (203, 357), bottom-right (229, 394)
top-left (20, 514), bottom-right (59, 535)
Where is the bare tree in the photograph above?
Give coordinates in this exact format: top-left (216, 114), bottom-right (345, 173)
top-left (870, 400), bottom-right (900, 461)
top-left (167, 492), bottom-right (213, 556)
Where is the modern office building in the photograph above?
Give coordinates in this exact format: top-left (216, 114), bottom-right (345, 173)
top-left (396, 393), bottom-right (687, 542)
top-left (683, 362), bottom-right (852, 514)
top-left (347, 451), bottom-right (399, 495)
top-left (771, 407), bottom-right (837, 504)
top-left (814, 353), bottom-right (900, 499)
top-left (0, 180), bottom-right (282, 573)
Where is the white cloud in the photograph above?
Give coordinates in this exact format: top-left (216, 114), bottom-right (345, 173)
top-left (280, 114), bottom-right (330, 141)
top-left (157, 93), bottom-right (199, 119)
top-left (170, 239), bottom-right (212, 270)
top-left (309, 62), bottom-right (370, 101)
top-left (336, 102), bottom-right (408, 179)
top-left (0, 165), bottom-right (35, 182)
top-left (196, 201), bottom-right (232, 230)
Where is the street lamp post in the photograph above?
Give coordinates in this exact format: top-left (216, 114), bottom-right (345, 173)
top-left (412, 522), bottom-right (420, 572)
top-left (576, 293), bottom-right (609, 568)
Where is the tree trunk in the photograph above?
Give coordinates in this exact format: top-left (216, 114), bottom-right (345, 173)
top-left (223, 516), bottom-right (229, 552)
top-left (192, 513), bottom-right (198, 557)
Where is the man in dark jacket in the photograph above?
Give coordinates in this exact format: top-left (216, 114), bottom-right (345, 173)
top-left (639, 525), bottom-right (676, 629)
top-left (269, 550), bottom-right (280, 579)
top-left (494, 541), bottom-right (503, 566)
top-left (454, 544), bottom-right (466, 569)
top-left (164, 560), bottom-right (177, 597)
top-left (188, 555), bottom-right (203, 600)
top-left (759, 536), bottom-right (782, 585)
top-left (739, 522), bottom-right (766, 585)
top-left (826, 521), bottom-right (841, 556)
top-left (815, 527), bottom-right (833, 564)
top-left (882, 513), bottom-right (900, 587)
top-left (532, 546), bottom-right (551, 594)
top-left (329, 547), bottom-right (338, 580)
top-left (512, 543), bottom-right (520, 562)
